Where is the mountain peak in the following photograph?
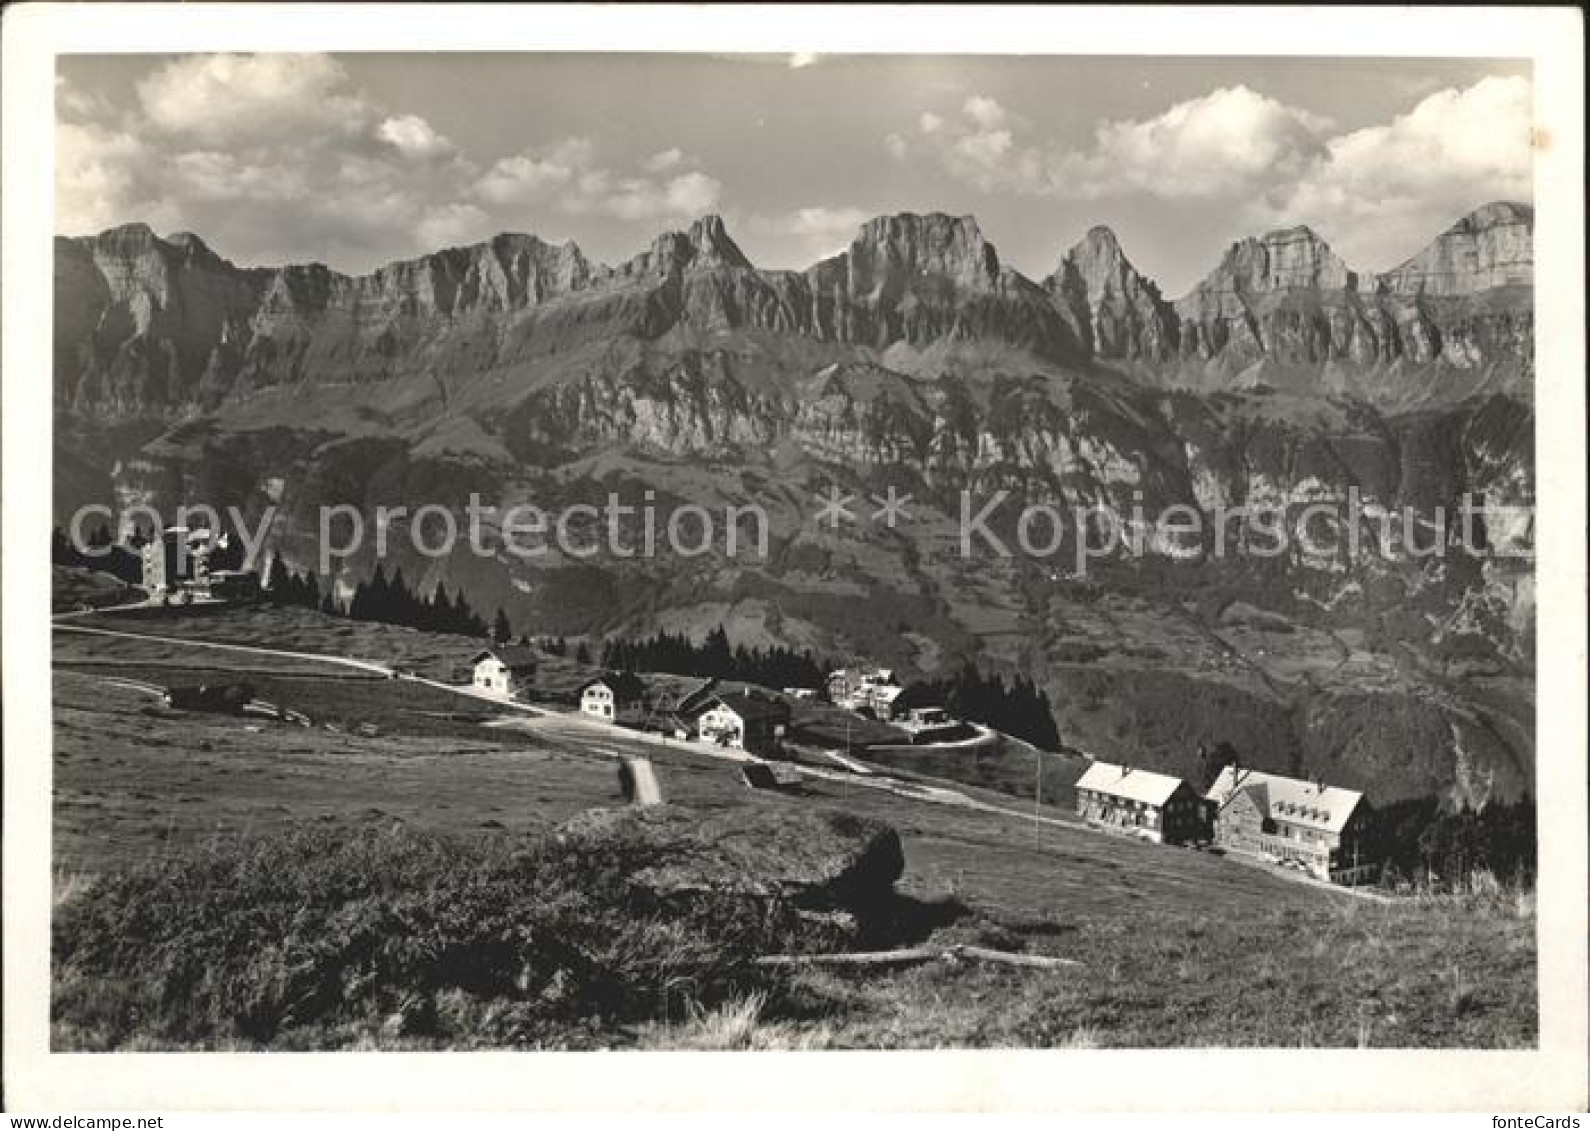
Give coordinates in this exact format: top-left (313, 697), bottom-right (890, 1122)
top-left (1258, 223), bottom-right (1326, 245)
top-left (90, 222), bottom-right (160, 250)
top-left (1060, 225), bottom-right (1135, 278)
top-left (1457, 201), bottom-right (1533, 233)
top-left (1194, 224), bottom-right (1355, 294)
top-left (685, 214), bottom-right (751, 269)
top-left (1050, 225), bottom-right (1176, 361)
top-left (845, 212), bottom-right (998, 288)
top-left (637, 215), bottom-right (752, 276)
top-left (164, 231), bottom-right (224, 265)
top-left (1377, 201), bottom-right (1533, 296)
top-left (1081, 224), bottom-right (1124, 251)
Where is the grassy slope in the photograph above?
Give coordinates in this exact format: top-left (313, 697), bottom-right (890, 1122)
top-left (51, 612), bottom-right (1537, 1047)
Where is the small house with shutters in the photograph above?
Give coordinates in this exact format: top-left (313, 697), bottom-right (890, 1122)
top-left (1203, 766), bottom-right (1374, 883)
top-left (1074, 761), bottom-right (1208, 845)
top-left (470, 645), bottom-right (540, 699)
top-left (578, 671), bottom-right (648, 722)
top-left (695, 691), bottom-right (792, 756)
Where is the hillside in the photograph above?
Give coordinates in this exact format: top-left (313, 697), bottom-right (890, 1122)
top-left (50, 613), bottom-right (1535, 1050)
top-left (51, 204), bottom-right (1537, 807)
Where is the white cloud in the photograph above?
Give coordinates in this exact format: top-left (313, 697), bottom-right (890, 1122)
top-left (136, 54), bottom-right (369, 146)
top-left (905, 86), bottom-right (1331, 199)
top-left (1069, 85), bottom-right (1331, 198)
top-left (377, 115), bottom-right (453, 159)
top-left (57, 53), bottom-right (731, 270)
top-left (894, 78), bottom-right (1532, 267)
top-left (599, 171), bottom-right (722, 221)
top-left (58, 53), bottom-right (492, 267)
top-left (786, 206), bottom-right (870, 239)
top-left (1256, 75), bottom-right (1532, 269)
top-left (748, 205), bottom-right (869, 258)
top-left (909, 95), bottom-right (1053, 194)
top-left (476, 141), bottom-right (584, 205)
top-left (417, 202), bottom-right (490, 248)
top-left (662, 171), bottom-right (722, 216)
top-left (56, 76), bottom-right (112, 123)
top-left (963, 95), bottom-right (1009, 130)
top-left (56, 122), bottom-right (155, 233)
top-left (478, 139), bottom-right (719, 223)
top-left (642, 147), bottom-right (684, 173)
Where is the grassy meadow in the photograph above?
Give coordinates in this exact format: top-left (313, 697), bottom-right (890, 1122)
top-left (49, 603), bottom-right (1537, 1049)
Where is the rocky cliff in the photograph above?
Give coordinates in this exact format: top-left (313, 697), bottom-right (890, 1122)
top-left (1046, 225), bottom-right (1179, 362)
top-left (52, 204), bottom-right (1538, 805)
top-left (1167, 217), bottom-right (1532, 400)
top-left (1377, 202), bottom-right (1534, 296)
top-left (55, 203), bottom-right (1534, 425)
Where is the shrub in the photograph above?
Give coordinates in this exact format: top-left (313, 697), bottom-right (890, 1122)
top-left (52, 824), bottom-right (823, 1050)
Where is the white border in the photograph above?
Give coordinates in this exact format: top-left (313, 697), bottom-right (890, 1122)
top-left (4, 3), bottom-right (1585, 1113)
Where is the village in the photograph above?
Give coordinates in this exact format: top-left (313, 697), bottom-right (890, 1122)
top-left (72, 524), bottom-right (1390, 890)
top-left (470, 640), bottom-right (1381, 887)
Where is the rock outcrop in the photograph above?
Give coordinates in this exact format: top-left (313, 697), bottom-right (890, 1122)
top-left (558, 804), bottom-right (907, 943)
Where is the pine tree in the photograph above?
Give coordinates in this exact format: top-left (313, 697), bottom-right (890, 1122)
top-left (703, 624), bottom-right (731, 677)
top-left (265, 556), bottom-right (292, 603)
top-left (493, 608), bottom-right (513, 643)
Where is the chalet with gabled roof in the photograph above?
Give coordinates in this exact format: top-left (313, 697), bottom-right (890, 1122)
top-left (695, 691), bottom-right (792, 756)
top-left (470, 645), bottom-right (540, 699)
top-left (579, 671), bottom-right (648, 722)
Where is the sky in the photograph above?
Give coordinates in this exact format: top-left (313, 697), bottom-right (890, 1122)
top-left (56, 53), bottom-right (1532, 297)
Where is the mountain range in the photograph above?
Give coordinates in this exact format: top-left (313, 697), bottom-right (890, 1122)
top-left (52, 203), bottom-right (1537, 807)
top-left (56, 202), bottom-right (1533, 422)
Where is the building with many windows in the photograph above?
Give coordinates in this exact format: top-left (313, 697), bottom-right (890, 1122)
top-left (1074, 761), bottom-right (1208, 845)
top-left (1203, 766), bottom-right (1375, 883)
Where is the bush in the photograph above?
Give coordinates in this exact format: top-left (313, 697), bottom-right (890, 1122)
top-left (52, 824), bottom-right (826, 1050)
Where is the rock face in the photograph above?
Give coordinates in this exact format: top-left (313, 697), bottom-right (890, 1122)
top-left (54, 203), bottom-right (1533, 424)
top-left (51, 204), bottom-right (1538, 809)
top-left (558, 804), bottom-right (906, 942)
top-left (1168, 212), bottom-right (1532, 394)
top-left (1047, 226), bottom-right (1179, 361)
top-left (1377, 202), bottom-right (1534, 295)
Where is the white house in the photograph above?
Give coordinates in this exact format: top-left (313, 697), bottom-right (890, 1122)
top-left (827, 666), bottom-right (901, 715)
top-left (695, 692), bottom-right (792, 756)
top-left (578, 672), bottom-right (647, 722)
top-left (470, 646), bottom-right (539, 699)
top-left (1074, 761), bottom-right (1208, 845)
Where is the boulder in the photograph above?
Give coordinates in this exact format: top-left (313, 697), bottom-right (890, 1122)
top-left (557, 804), bottom-right (905, 935)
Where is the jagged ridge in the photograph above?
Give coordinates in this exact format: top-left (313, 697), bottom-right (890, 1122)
top-left (54, 203), bottom-right (1533, 421)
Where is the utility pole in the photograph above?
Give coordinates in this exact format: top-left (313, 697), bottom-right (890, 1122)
top-left (1034, 747), bottom-right (1042, 816)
